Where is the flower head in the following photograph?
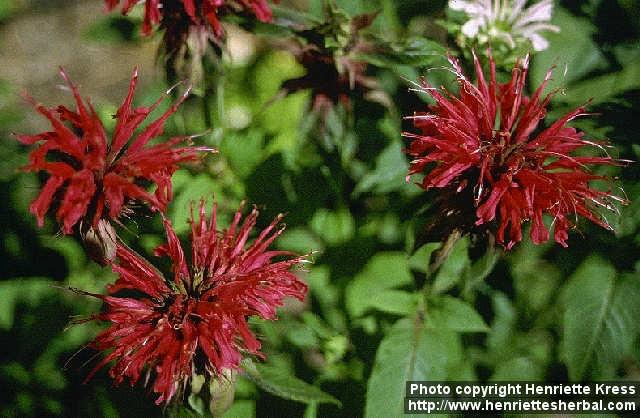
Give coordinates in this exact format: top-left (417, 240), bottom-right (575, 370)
top-left (16, 68), bottom-right (212, 238)
top-left (405, 54), bottom-right (624, 249)
top-left (449, 0), bottom-right (559, 51)
top-left (82, 202), bottom-right (307, 404)
top-left (279, 8), bottom-right (383, 116)
top-left (105, 0), bottom-right (279, 37)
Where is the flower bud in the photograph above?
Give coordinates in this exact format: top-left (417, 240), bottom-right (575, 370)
top-left (81, 219), bottom-right (117, 265)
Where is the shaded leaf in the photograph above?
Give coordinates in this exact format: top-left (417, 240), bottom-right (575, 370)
top-left (561, 257), bottom-right (640, 380)
top-left (310, 208), bottom-right (355, 246)
top-left (432, 237), bottom-right (470, 295)
top-left (242, 360), bottom-right (340, 406)
top-left (223, 400), bottom-right (255, 418)
top-left (408, 243), bottom-right (440, 273)
top-left (345, 252), bottom-right (413, 318)
top-left (425, 296), bottom-right (489, 332)
top-left (354, 141), bottom-right (408, 196)
top-left (0, 278), bottom-right (57, 330)
top-left (560, 61), bottom-right (640, 105)
top-left (365, 317), bottom-right (462, 418)
top-left (531, 8), bottom-right (607, 88)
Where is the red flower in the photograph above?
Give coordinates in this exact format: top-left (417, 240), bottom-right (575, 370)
top-left (16, 67), bottom-right (212, 236)
top-left (405, 54), bottom-right (624, 249)
top-left (82, 202), bottom-right (307, 404)
top-left (105, 0), bottom-right (279, 37)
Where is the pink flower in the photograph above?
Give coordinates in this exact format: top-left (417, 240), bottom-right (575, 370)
top-left (16, 67), bottom-right (212, 237)
top-left (82, 202), bottom-right (307, 404)
top-left (405, 53), bottom-right (624, 249)
top-left (105, 0), bottom-right (279, 37)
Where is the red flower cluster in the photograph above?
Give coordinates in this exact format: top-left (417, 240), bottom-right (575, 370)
top-left (17, 68), bottom-right (211, 236)
top-left (83, 202), bottom-right (307, 404)
top-left (405, 54), bottom-right (623, 249)
top-left (105, 0), bottom-right (278, 37)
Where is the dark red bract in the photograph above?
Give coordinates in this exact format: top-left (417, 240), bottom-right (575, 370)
top-left (105, 0), bottom-right (278, 37)
top-left (17, 68), bottom-right (211, 235)
top-left (405, 54), bottom-right (623, 249)
top-left (83, 202), bottom-right (307, 404)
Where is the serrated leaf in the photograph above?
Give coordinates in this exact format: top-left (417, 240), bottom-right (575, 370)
top-left (242, 360), bottom-right (340, 406)
top-left (561, 257), bottom-right (640, 380)
top-left (345, 252), bottom-right (413, 318)
top-left (365, 317), bottom-right (462, 418)
top-left (425, 296), bottom-right (489, 332)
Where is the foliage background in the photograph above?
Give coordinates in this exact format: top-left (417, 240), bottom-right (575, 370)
top-left (0, 0), bottom-right (639, 417)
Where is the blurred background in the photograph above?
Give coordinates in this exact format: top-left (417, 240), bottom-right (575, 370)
top-left (1, 0), bottom-right (639, 417)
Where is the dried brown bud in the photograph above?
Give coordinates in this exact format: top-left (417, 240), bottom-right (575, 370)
top-left (80, 219), bottom-right (117, 266)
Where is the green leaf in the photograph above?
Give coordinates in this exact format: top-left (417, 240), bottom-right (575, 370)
top-left (560, 61), bottom-right (640, 105)
top-left (275, 227), bottom-right (324, 254)
top-left (432, 237), bottom-right (470, 295)
top-left (310, 208), bottom-right (355, 246)
top-left (486, 292), bottom-right (517, 359)
top-left (41, 237), bottom-right (86, 275)
top-left (560, 257), bottom-right (640, 380)
top-left (531, 8), bottom-right (607, 88)
top-left (408, 243), bottom-right (440, 273)
top-left (490, 357), bottom-right (544, 381)
top-left (367, 290), bottom-right (421, 316)
top-left (511, 241), bottom-right (560, 312)
top-left (0, 0), bottom-right (20, 21)
top-left (223, 400), bottom-right (255, 418)
top-left (345, 252), bottom-right (414, 318)
top-left (303, 267), bottom-right (345, 331)
top-left (0, 278), bottom-right (57, 330)
top-left (365, 317), bottom-right (462, 418)
top-left (425, 296), bottom-right (489, 332)
top-left (242, 360), bottom-right (340, 406)
top-left (361, 37), bottom-right (446, 70)
top-left (354, 140), bottom-right (409, 196)
top-left (84, 16), bottom-right (137, 44)
top-left (220, 130), bottom-right (265, 178)
top-left (169, 172), bottom-right (224, 234)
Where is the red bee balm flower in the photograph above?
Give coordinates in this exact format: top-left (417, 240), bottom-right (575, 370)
top-left (105, 0), bottom-right (279, 37)
top-left (405, 54), bottom-right (624, 249)
top-left (17, 68), bottom-right (212, 236)
top-left (83, 202), bottom-right (307, 404)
